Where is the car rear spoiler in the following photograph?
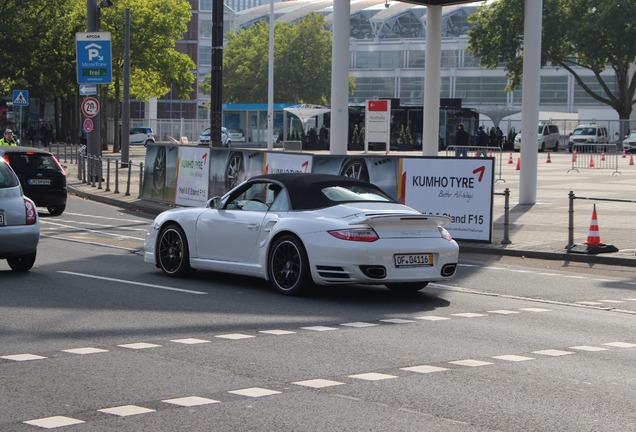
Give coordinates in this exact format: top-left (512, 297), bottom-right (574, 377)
top-left (348, 213), bottom-right (451, 226)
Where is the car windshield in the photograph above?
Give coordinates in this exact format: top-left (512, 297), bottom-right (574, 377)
top-left (321, 185), bottom-right (393, 202)
top-left (572, 128), bottom-right (596, 136)
top-left (7, 153), bottom-right (63, 172)
top-left (628, 132), bottom-right (636, 139)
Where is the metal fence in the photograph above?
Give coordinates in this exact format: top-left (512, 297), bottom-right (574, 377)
top-left (568, 143), bottom-right (621, 175)
top-left (445, 145), bottom-right (505, 182)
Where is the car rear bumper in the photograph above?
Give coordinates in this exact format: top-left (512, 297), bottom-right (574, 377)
top-left (0, 225), bottom-right (39, 258)
top-left (23, 188), bottom-right (67, 207)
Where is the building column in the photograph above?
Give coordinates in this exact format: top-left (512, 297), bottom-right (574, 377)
top-left (519, 0), bottom-right (543, 204)
top-left (422, 5), bottom-right (442, 156)
top-left (329, 0), bottom-right (350, 155)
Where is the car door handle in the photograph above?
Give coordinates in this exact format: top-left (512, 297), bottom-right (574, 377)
top-left (247, 224), bottom-right (260, 231)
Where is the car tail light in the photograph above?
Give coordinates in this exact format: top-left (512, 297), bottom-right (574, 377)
top-left (439, 226), bottom-right (453, 241)
top-left (24, 199), bottom-right (36, 225)
top-left (52, 156), bottom-right (66, 176)
top-left (2, 154), bottom-right (9, 164)
top-left (329, 228), bottom-right (378, 242)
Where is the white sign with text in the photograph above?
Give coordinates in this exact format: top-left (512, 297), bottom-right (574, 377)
top-left (402, 157), bottom-right (494, 242)
top-left (176, 147), bottom-right (211, 207)
top-left (264, 153), bottom-right (313, 174)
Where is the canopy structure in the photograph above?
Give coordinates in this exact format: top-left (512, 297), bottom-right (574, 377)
top-left (284, 104), bottom-right (331, 131)
top-left (472, 106), bottom-right (522, 128)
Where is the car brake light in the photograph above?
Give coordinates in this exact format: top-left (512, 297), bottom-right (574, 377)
top-left (24, 199), bottom-right (37, 225)
top-left (439, 226), bottom-right (453, 241)
top-left (52, 156), bottom-right (66, 176)
top-left (2, 155), bottom-right (9, 164)
top-left (329, 228), bottom-right (378, 242)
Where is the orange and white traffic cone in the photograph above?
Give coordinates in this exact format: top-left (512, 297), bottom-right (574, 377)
top-left (546, 152), bottom-right (552, 163)
top-left (508, 152), bottom-right (514, 164)
top-left (622, 149), bottom-right (626, 158)
top-left (589, 155), bottom-right (595, 168)
top-left (583, 204), bottom-right (605, 246)
top-left (516, 157), bottom-right (521, 171)
top-left (601, 150), bottom-right (605, 161)
top-left (630, 154), bottom-right (634, 166)
top-left (572, 149), bottom-right (577, 162)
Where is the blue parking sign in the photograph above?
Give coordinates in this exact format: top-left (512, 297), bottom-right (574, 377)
top-left (76, 32), bottom-right (112, 84)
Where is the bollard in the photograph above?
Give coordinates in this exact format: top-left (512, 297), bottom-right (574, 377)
top-left (501, 188), bottom-right (511, 245)
top-left (125, 160), bottom-right (132, 196)
top-left (138, 162), bottom-right (144, 199)
top-left (105, 158), bottom-right (111, 192)
top-left (567, 191), bottom-right (575, 250)
top-left (90, 155), bottom-right (96, 187)
top-left (97, 157), bottom-right (103, 190)
top-left (114, 159), bottom-right (120, 194)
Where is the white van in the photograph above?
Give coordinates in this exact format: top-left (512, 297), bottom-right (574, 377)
top-left (513, 123), bottom-right (560, 152)
top-left (567, 124), bottom-right (609, 153)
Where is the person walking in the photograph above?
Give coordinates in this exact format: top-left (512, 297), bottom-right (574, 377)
top-left (454, 123), bottom-right (470, 157)
top-left (0, 129), bottom-right (18, 146)
top-left (476, 125), bottom-right (488, 157)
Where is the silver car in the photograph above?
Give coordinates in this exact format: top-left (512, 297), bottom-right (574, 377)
top-left (0, 158), bottom-right (39, 271)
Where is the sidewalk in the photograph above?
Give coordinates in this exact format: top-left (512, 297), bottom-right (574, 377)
top-left (59, 144), bottom-right (636, 267)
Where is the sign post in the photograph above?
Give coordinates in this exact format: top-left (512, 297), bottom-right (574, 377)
top-left (12, 90), bottom-right (28, 137)
top-left (365, 99), bottom-right (391, 153)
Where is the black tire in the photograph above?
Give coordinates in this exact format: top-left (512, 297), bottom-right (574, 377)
top-left (144, 139), bottom-right (154, 147)
top-left (7, 251), bottom-right (36, 272)
top-left (340, 158), bottom-right (370, 182)
top-left (385, 282), bottom-right (428, 293)
top-left (152, 146), bottom-right (166, 193)
top-left (225, 152), bottom-right (244, 190)
top-left (268, 235), bottom-right (312, 295)
top-left (47, 205), bottom-right (65, 216)
top-left (539, 142), bottom-right (545, 152)
top-left (157, 224), bottom-right (192, 277)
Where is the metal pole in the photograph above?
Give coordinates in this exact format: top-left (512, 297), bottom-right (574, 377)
top-left (138, 162), bottom-right (144, 199)
top-left (210, 0), bottom-right (224, 148)
top-left (125, 161), bottom-right (132, 196)
top-left (114, 158), bottom-right (119, 194)
top-left (266, 0), bottom-right (274, 150)
top-left (121, 8), bottom-right (131, 164)
top-left (567, 190), bottom-right (575, 250)
top-left (501, 188), bottom-right (511, 245)
top-left (105, 157), bottom-right (111, 192)
top-left (86, 0), bottom-right (101, 177)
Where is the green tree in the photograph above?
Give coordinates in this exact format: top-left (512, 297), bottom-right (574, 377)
top-left (467, 0), bottom-right (636, 125)
top-left (201, 13), bottom-right (355, 105)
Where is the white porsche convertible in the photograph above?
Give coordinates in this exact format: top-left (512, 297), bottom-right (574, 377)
top-left (144, 173), bottom-right (459, 295)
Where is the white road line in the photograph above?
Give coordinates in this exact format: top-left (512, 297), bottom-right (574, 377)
top-left (41, 220), bottom-right (144, 241)
top-left (42, 235), bottom-right (141, 252)
top-left (43, 218), bottom-right (149, 233)
top-left (57, 271), bottom-right (208, 295)
top-left (62, 211), bottom-right (149, 223)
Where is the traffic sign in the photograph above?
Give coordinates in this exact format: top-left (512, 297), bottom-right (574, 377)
top-left (83, 118), bottom-right (94, 133)
top-left (79, 85), bottom-right (97, 96)
top-left (82, 97), bottom-right (100, 118)
top-left (76, 32), bottom-right (112, 84)
top-left (12, 90), bottom-right (28, 106)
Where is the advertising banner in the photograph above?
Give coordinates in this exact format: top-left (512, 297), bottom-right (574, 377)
top-left (365, 99), bottom-right (391, 152)
top-left (175, 147), bottom-right (210, 207)
top-left (143, 145), bottom-right (178, 202)
top-left (401, 157), bottom-right (494, 242)
top-left (264, 153), bottom-right (313, 174)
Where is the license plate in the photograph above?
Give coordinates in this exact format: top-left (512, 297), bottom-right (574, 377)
top-left (28, 179), bottom-right (51, 185)
top-left (394, 253), bottom-right (433, 268)
top-left (0, 213), bottom-right (4, 225)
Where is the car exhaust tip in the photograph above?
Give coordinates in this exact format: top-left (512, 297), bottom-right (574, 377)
top-left (360, 265), bottom-right (386, 279)
top-left (441, 264), bottom-right (457, 277)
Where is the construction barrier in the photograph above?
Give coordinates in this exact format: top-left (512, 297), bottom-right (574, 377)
top-left (568, 143), bottom-right (620, 175)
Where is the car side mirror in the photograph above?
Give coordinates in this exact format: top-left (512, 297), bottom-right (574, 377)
top-left (207, 196), bottom-right (221, 209)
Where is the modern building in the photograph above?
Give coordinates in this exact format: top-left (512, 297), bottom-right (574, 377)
top-left (150, 0), bottom-right (617, 145)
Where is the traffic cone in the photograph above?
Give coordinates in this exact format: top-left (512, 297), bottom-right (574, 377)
top-left (488, 149), bottom-right (493, 157)
top-left (569, 204), bottom-right (618, 255)
top-left (589, 155), bottom-right (595, 168)
top-left (601, 150), bottom-right (605, 161)
top-left (508, 152), bottom-right (513, 164)
top-left (583, 204), bottom-right (604, 246)
top-left (572, 149), bottom-right (577, 162)
top-left (622, 148), bottom-right (626, 158)
top-left (546, 152), bottom-right (552, 163)
top-left (630, 154), bottom-right (634, 166)
top-left (516, 157), bottom-right (520, 171)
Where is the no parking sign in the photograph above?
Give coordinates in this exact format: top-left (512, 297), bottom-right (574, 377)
top-left (83, 118), bottom-right (94, 133)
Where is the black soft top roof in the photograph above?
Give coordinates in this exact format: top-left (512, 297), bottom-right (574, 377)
top-left (249, 173), bottom-right (390, 210)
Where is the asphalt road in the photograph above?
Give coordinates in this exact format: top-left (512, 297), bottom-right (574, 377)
top-left (1, 196), bottom-right (635, 431)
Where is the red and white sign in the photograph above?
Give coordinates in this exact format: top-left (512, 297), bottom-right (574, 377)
top-left (367, 100), bottom-right (388, 112)
top-left (365, 99), bottom-right (391, 151)
top-left (83, 118), bottom-right (94, 133)
top-left (81, 97), bottom-right (100, 118)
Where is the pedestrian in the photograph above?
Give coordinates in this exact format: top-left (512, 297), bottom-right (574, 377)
top-left (0, 129), bottom-right (18, 146)
top-left (454, 123), bottom-right (470, 157)
top-left (476, 125), bottom-right (488, 157)
top-left (496, 127), bottom-right (504, 148)
top-left (489, 127), bottom-right (497, 147)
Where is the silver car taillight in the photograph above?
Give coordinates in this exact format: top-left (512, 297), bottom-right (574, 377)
top-left (328, 228), bottom-right (379, 242)
top-left (438, 226), bottom-right (453, 241)
top-left (24, 199), bottom-right (37, 225)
